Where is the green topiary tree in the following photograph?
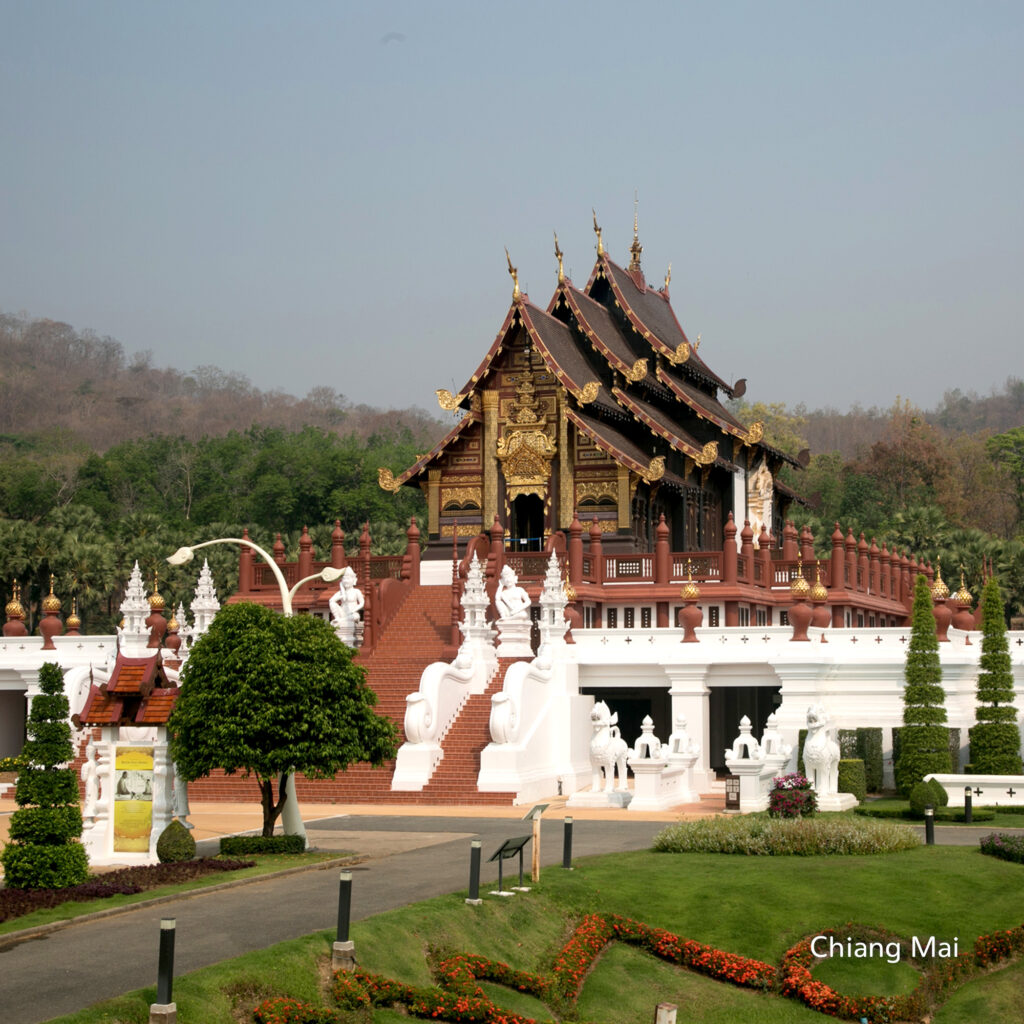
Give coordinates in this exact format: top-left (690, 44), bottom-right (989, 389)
top-left (895, 575), bottom-right (952, 795)
top-left (156, 819), bottom-right (196, 863)
top-left (969, 577), bottom-right (1023, 774)
top-left (1, 663), bottom-right (89, 888)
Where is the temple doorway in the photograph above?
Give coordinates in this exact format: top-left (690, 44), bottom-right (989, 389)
top-left (708, 684), bottom-right (782, 775)
top-left (508, 494), bottom-right (545, 551)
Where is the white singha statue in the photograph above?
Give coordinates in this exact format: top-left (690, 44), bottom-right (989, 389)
top-left (495, 564), bottom-right (531, 621)
top-left (329, 567), bottom-right (364, 645)
top-left (803, 704), bottom-right (840, 796)
top-left (588, 701), bottom-right (630, 793)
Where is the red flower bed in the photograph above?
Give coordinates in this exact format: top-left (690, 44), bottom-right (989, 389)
top-left (255, 914), bottom-right (1024, 1024)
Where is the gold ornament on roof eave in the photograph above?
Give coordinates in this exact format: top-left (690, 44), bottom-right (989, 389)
top-left (575, 381), bottom-right (600, 404)
top-left (377, 467), bottom-right (401, 492)
top-left (669, 341), bottom-right (690, 365)
top-left (931, 561), bottom-right (949, 601)
top-left (743, 422), bottom-right (765, 446)
top-left (642, 456), bottom-right (665, 484)
top-left (626, 358), bottom-right (648, 382)
top-left (436, 388), bottom-right (466, 411)
top-left (694, 440), bottom-right (718, 467)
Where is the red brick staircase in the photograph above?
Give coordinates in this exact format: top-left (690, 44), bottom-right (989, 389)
top-left (189, 585), bottom-right (520, 805)
top-left (417, 656), bottom-right (522, 805)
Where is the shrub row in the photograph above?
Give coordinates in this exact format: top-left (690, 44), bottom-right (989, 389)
top-left (652, 815), bottom-right (920, 855)
top-left (220, 834), bottom-right (306, 855)
top-left (854, 806), bottom-right (994, 823)
top-left (0, 857), bottom-right (255, 925)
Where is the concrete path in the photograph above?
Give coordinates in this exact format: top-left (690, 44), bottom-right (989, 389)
top-left (1, 810), bottom-right (670, 1024)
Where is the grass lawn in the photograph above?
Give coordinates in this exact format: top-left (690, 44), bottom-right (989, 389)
top-left (856, 797), bottom-right (1024, 829)
top-left (0, 851), bottom-right (347, 938)
top-left (39, 843), bottom-right (1024, 1024)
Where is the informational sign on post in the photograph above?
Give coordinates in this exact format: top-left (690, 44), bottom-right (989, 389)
top-left (113, 746), bottom-right (154, 852)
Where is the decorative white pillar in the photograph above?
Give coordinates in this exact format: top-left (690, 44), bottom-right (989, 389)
top-left (664, 666), bottom-right (713, 791)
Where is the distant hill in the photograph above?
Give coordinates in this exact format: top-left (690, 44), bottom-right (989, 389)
top-left (0, 311), bottom-right (444, 450)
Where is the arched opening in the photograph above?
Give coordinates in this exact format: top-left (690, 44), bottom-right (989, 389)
top-left (508, 494), bottom-right (545, 551)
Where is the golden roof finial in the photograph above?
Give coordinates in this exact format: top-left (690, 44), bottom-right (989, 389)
top-left (149, 571), bottom-right (166, 611)
top-left (5, 581), bottom-right (26, 620)
top-left (592, 209), bottom-right (604, 257)
top-left (931, 557), bottom-right (949, 601)
top-left (811, 560), bottom-right (828, 602)
top-left (554, 231), bottom-right (565, 284)
top-left (954, 566), bottom-right (972, 605)
top-left (504, 247), bottom-right (520, 301)
top-left (664, 263), bottom-right (671, 290)
top-left (629, 190), bottom-right (642, 271)
top-left (66, 597), bottom-right (81, 631)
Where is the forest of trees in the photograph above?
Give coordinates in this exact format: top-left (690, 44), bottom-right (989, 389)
top-left (1, 310), bottom-right (1023, 633)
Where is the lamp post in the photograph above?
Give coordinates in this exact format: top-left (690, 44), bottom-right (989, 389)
top-left (168, 537), bottom-right (344, 845)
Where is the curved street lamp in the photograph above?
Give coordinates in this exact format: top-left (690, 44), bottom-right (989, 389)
top-left (167, 537), bottom-right (345, 844)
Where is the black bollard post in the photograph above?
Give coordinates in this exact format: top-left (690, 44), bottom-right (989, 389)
top-left (336, 870), bottom-right (352, 943)
top-left (964, 786), bottom-right (973, 825)
top-left (925, 805), bottom-right (935, 845)
top-left (156, 918), bottom-right (175, 1004)
top-left (332, 870), bottom-right (356, 973)
top-left (563, 816), bottom-right (574, 870)
top-left (466, 839), bottom-right (482, 906)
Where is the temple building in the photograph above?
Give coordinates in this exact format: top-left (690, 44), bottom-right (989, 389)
top-left (378, 215), bottom-right (800, 561)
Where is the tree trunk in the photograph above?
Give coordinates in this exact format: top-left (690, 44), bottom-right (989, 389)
top-left (258, 773), bottom-right (290, 837)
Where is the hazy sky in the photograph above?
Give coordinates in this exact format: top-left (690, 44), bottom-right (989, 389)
top-left (2, 2), bottom-right (1021, 417)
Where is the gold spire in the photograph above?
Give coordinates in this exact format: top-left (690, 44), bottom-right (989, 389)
top-left (953, 567), bottom-right (972, 605)
top-left (628, 191), bottom-right (642, 271)
top-left (681, 558), bottom-right (701, 602)
top-left (810, 561), bottom-right (828, 602)
top-left (66, 597), bottom-right (82, 631)
top-left (42, 573), bottom-right (62, 613)
top-left (790, 557), bottom-right (810, 599)
top-left (931, 558), bottom-right (949, 601)
top-left (554, 231), bottom-right (565, 283)
top-left (5, 581), bottom-right (25, 620)
top-left (149, 571), bottom-right (166, 611)
top-left (592, 209), bottom-right (604, 257)
top-left (664, 263), bottom-right (671, 290)
top-left (504, 247), bottom-right (520, 301)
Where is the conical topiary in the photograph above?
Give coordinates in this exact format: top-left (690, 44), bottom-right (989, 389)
top-left (895, 576), bottom-right (952, 795)
top-left (0, 662), bottom-right (89, 888)
top-left (969, 578), bottom-right (1023, 774)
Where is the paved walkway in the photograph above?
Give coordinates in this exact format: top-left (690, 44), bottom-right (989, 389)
top-left (0, 798), bottom-right (708, 1024)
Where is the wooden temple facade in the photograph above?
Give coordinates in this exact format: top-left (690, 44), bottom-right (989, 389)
top-left (378, 219), bottom-right (799, 561)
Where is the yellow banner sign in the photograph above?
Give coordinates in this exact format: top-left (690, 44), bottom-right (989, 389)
top-left (113, 746), bottom-right (153, 852)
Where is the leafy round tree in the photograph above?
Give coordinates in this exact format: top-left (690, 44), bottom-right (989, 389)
top-left (169, 602), bottom-right (398, 836)
top-left (895, 575), bottom-right (952, 795)
top-left (969, 577), bottom-right (1023, 774)
top-left (1, 662), bottom-right (89, 889)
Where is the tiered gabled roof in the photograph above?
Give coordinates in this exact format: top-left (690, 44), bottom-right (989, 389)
top-left (380, 216), bottom-right (803, 497)
top-left (73, 653), bottom-right (177, 728)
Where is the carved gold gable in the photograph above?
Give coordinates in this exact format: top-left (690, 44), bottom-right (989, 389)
top-left (497, 429), bottom-right (556, 500)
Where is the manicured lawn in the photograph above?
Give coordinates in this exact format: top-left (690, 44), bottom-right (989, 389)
top-left (39, 845), bottom-right (1024, 1023)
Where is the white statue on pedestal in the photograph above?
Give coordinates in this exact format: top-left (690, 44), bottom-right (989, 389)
top-left (329, 567), bottom-right (364, 645)
top-left (495, 565), bottom-right (531, 621)
top-left (588, 701), bottom-right (630, 793)
top-left (81, 741), bottom-right (98, 821)
top-left (803, 704), bottom-right (840, 796)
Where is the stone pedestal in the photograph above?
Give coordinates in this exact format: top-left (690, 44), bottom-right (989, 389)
top-left (148, 1003), bottom-right (177, 1024)
top-left (495, 618), bottom-right (532, 657)
top-left (723, 758), bottom-right (770, 812)
top-left (332, 940), bottom-right (356, 972)
top-left (816, 793), bottom-right (859, 811)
